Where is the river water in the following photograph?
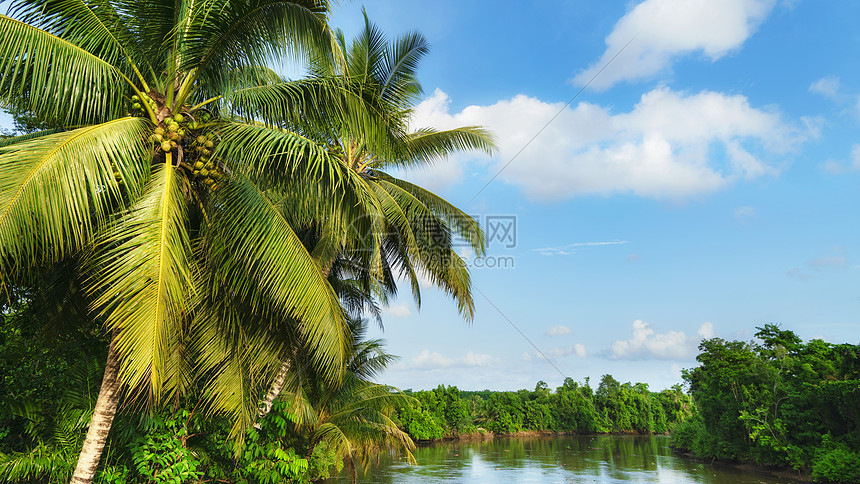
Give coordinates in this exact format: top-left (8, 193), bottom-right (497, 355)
top-left (331, 435), bottom-right (806, 483)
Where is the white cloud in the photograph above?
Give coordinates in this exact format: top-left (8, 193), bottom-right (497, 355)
top-left (545, 324), bottom-right (572, 336)
top-left (534, 240), bottom-right (628, 256)
top-left (697, 322), bottom-right (714, 339)
top-left (410, 349), bottom-right (499, 370)
top-left (543, 345), bottom-right (587, 359)
top-left (520, 343), bottom-right (589, 363)
top-left (809, 76), bottom-right (842, 99)
top-left (410, 87), bottom-right (807, 201)
top-left (821, 144), bottom-right (860, 174)
top-left (383, 302), bottom-right (412, 318)
top-left (608, 320), bottom-right (713, 360)
top-left (574, 0), bottom-right (776, 90)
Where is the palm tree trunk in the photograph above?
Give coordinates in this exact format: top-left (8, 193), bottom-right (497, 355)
top-left (70, 337), bottom-right (121, 484)
top-left (257, 359), bottom-right (291, 422)
top-left (257, 263), bottom-right (333, 424)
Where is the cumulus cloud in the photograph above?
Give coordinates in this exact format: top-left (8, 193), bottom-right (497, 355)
top-left (809, 76), bottom-right (843, 99)
top-left (698, 321), bottom-right (714, 339)
top-left (821, 144), bottom-right (860, 174)
top-left (520, 344), bottom-right (588, 363)
top-left (545, 325), bottom-right (573, 336)
top-left (410, 350), bottom-right (499, 370)
top-left (573, 0), bottom-right (776, 90)
top-left (383, 302), bottom-right (412, 318)
top-left (607, 320), bottom-right (714, 360)
top-left (410, 87), bottom-right (807, 201)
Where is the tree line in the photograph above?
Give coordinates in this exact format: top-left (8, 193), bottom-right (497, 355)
top-left (672, 325), bottom-right (860, 483)
top-left (394, 377), bottom-right (694, 440)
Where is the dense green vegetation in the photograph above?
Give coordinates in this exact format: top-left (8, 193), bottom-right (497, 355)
top-left (394, 377), bottom-right (694, 440)
top-left (672, 325), bottom-right (860, 483)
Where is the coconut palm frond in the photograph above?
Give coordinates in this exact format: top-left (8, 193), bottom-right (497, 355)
top-left (376, 174), bottom-right (485, 255)
top-left (203, 172), bottom-right (349, 382)
top-left (0, 15), bottom-right (129, 125)
top-left (394, 126), bottom-right (496, 168)
top-left (379, 30), bottom-right (428, 104)
top-left (88, 162), bottom-right (196, 402)
top-left (0, 118), bottom-right (150, 273)
top-left (0, 444), bottom-right (75, 484)
top-left (110, 0), bottom-right (176, 77)
top-left (10, 0), bottom-right (143, 77)
top-left (183, 0), bottom-right (331, 91)
top-left (0, 128), bottom-right (64, 150)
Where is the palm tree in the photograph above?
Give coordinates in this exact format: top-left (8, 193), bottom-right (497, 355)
top-left (286, 318), bottom-right (416, 483)
top-left (0, 1), bottom-right (379, 482)
top-left (254, 14), bottom-right (497, 421)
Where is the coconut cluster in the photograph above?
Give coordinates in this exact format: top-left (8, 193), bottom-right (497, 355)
top-left (135, 99), bottom-right (225, 192)
top-left (189, 131), bottom-right (225, 191)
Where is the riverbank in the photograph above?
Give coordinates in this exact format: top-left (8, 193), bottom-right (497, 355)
top-left (418, 429), bottom-right (667, 444)
top-left (672, 449), bottom-right (813, 482)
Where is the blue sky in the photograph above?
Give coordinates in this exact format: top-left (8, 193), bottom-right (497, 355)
top-left (3, 0), bottom-right (858, 392)
top-left (326, 0), bottom-right (860, 392)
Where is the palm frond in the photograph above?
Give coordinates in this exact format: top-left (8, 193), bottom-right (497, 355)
top-left (88, 161), bottom-right (196, 402)
top-left (0, 444), bottom-right (75, 484)
top-left (0, 118), bottom-right (150, 275)
top-left (0, 15), bottom-right (129, 125)
top-left (392, 126), bottom-right (497, 169)
top-left (0, 127), bottom-right (64, 150)
top-left (379, 30), bottom-right (428, 103)
top-left (183, 0), bottom-right (331, 93)
top-left (376, 174), bottom-right (485, 254)
top-left (10, 0), bottom-right (145, 81)
top-left (203, 172), bottom-right (348, 382)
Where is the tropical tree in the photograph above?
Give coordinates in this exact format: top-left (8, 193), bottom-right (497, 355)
top-left (0, 1), bottom-right (381, 482)
top-left (254, 13), bottom-right (497, 421)
top-left (285, 318), bottom-right (416, 483)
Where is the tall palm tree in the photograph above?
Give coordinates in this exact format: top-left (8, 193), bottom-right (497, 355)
top-left (0, 1), bottom-right (378, 482)
top-left (287, 318), bottom-right (416, 483)
top-left (252, 14), bottom-right (497, 421)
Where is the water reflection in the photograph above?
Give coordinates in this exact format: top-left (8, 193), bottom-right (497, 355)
top-left (328, 435), bottom-right (804, 483)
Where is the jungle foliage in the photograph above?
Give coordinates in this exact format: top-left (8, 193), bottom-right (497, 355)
top-left (672, 325), bottom-right (860, 483)
top-left (394, 378), bottom-right (694, 440)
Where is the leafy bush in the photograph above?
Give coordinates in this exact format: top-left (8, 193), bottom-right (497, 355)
top-left (811, 436), bottom-right (860, 483)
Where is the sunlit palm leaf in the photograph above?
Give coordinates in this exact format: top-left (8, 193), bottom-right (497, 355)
top-left (379, 30), bottom-right (428, 104)
top-left (372, 179), bottom-right (476, 318)
top-left (376, 174), bottom-right (485, 254)
top-left (388, 126), bottom-right (496, 169)
top-left (0, 15), bottom-right (128, 125)
top-left (204, 172), bottom-right (348, 381)
top-left (183, 0), bottom-right (330, 91)
top-left (10, 0), bottom-right (141, 74)
top-left (0, 118), bottom-right (150, 274)
top-left (89, 162), bottom-right (196, 401)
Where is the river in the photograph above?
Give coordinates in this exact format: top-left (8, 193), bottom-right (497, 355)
top-left (329, 435), bottom-right (806, 483)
